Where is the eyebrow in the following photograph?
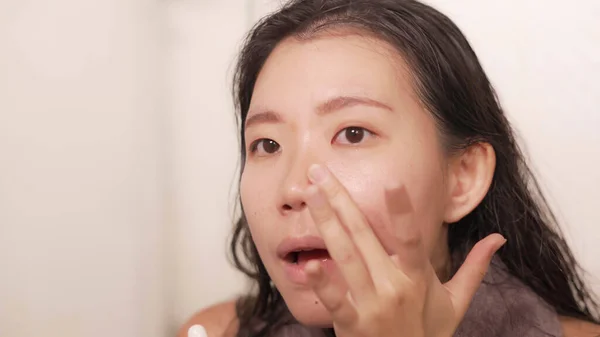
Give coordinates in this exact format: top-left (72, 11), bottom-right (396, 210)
top-left (244, 110), bottom-right (281, 130)
top-left (316, 95), bottom-right (392, 115)
top-left (245, 95), bottom-right (392, 129)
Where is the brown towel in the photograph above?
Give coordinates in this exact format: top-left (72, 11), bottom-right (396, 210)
top-left (454, 259), bottom-right (562, 336)
top-left (272, 259), bottom-right (562, 337)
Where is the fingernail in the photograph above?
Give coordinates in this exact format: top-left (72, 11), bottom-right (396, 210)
top-left (308, 164), bottom-right (328, 184)
top-left (494, 235), bottom-right (507, 252)
top-left (500, 236), bottom-right (507, 247)
top-left (188, 324), bottom-right (208, 337)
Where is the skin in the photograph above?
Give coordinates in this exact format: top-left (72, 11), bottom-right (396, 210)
top-left (299, 165), bottom-right (504, 336)
top-left (178, 34), bottom-right (600, 336)
top-left (239, 32), bottom-right (497, 328)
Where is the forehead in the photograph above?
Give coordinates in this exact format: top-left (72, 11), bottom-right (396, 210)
top-left (249, 33), bottom-right (416, 114)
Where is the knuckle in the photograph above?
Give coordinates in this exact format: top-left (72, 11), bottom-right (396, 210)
top-left (324, 179), bottom-right (344, 201)
top-left (389, 288), bottom-right (407, 306)
top-left (312, 208), bottom-right (335, 224)
top-left (379, 281), bottom-right (406, 305)
top-left (346, 219), bottom-right (370, 237)
top-left (355, 323), bottom-right (372, 337)
top-left (361, 306), bottom-right (381, 324)
top-left (323, 297), bottom-right (345, 314)
top-left (396, 232), bottom-right (422, 248)
top-left (327, 197), bottom-right (344, 215)
top-left (337, 248), bottom-right (357, 265)
top-left (360, 302), bottom-right (394, 327)
top-left (476, 267), bottom-right (487, 280)
top-left (412, 279), bottom-right (428, 298)
top-left (320, 221), bottom-right (341, 239)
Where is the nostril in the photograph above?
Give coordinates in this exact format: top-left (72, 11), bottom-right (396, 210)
top-left (282, 202), bottom-right (306, 211)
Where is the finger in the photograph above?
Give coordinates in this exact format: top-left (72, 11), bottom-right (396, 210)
top-left (444, 233), bottom-right (507, 317)
top-left (385, 185), bottom-right (428, 276)
top-left (306, 260), bottom-right (357, 326)
top-left (308, 164), bottom-right (396, 279)
top-left (305, 184), bottom-right (375, 303)
top-left (390, 254), bottom-right (401, 268)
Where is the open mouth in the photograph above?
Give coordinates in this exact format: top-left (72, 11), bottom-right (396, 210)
top-left (285, 249), bottom-right (331, 265)
top-left (277, 236), bottom-right (334, 283)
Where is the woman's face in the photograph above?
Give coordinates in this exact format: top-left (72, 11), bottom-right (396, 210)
top-left (240, 34), bottom-right (452, 326)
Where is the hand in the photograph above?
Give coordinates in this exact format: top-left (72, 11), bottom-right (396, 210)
top-left (303, 164), bottom-right (506, 337)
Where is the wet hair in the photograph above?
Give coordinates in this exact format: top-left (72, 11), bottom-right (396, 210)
top-left (227, 0), bottom-right (600, 335)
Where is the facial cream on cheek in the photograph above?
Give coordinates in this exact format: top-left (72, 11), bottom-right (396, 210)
top-left (357, 185), bottom-right (416, 255)
top-left (385, 185), bottom-right (414, 215)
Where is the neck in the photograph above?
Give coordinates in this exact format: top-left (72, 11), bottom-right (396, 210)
top-left (431, 225), bottom-right (451, 282)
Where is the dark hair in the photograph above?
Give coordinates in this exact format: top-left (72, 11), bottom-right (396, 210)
top-left (228, 0), bottom-right (599, 335)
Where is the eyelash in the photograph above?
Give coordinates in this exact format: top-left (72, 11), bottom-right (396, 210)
top-left (248, 138), bottom-right (281, 156)
top-left (332, 126), bottom-right (376, 146)
top-left (247, 126), bottom-right (377, 157)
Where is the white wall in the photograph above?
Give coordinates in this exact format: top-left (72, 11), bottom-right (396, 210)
top-left (0, 0), bottom-right (166, 336)
top-left (164, 0), bottom-right (247, 332)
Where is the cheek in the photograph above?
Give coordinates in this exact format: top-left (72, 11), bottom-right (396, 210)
top-left (358, 200), bottom-right (444, 257)
top-left (328, 161), bottom-right (446, 256)
top-left (239, 172), bottom-right (272, 248)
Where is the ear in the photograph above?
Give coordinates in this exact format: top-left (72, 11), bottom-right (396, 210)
top-left (443, 142), bottom-right (496, 223)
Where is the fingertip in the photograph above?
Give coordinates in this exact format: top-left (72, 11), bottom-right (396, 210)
top-left (446, 233), bottom-right (508, 316)
top-left (487, 233), bottom-right (507, 254)
top-left (305, 260), bottom-right (325, 287)
top-left (490, 232), bottom-right (506, 243)
top-left (305, 260), bottom-right (323, 277)
top-left (308, 164), bottom-right (329, 184)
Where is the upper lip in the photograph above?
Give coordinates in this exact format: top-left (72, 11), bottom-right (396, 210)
top-left (276, 235), bottom-right (327, 259)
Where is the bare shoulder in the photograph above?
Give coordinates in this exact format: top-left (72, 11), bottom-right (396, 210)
top-left (560, 316), bottom-right (600, 337)
top-left (177, 300), bottom-right (239, 337)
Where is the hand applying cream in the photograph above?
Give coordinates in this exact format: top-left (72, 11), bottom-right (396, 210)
top-left (188, 325), bottom-right (208, 337)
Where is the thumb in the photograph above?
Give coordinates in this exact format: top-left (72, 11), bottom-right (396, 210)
top-left (444, 233), bottom-right (506, 317)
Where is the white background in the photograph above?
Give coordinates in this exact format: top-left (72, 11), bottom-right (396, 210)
top-left (0, 0), bottom-right (598, 336)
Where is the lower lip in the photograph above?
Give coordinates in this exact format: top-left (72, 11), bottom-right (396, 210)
top-left (282, 257), bottom-right (336, 285)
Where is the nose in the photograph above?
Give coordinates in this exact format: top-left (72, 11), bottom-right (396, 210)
top-left (278, 154), bottom-right (312, 214)
top-left (280, 185), bottom-right (307, 213)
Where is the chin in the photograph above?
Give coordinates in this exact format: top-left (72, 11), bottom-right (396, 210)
top-left (281, 290), bottom-right (334, 327)
top-left (289, 303), bottom-right (333, 327)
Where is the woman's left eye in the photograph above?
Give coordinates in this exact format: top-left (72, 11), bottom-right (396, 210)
top-left (333, 126), bottom-right (376, 145)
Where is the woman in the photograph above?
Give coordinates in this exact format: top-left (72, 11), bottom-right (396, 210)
top-left (180, 0), bottom-right (600, 336)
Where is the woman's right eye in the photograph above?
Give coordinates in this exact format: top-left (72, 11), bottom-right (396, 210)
top-left (249, 138), bottom-right (281, 156)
